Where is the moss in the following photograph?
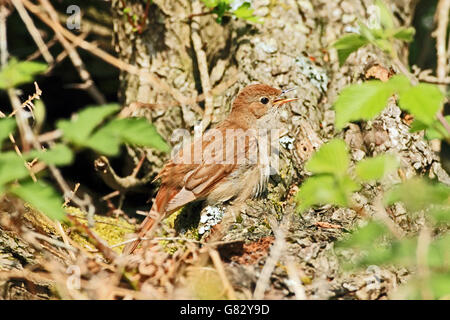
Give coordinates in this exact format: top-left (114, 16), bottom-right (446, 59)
top-left (23, 204), bottom-right (58, 235)
top-left (64, 207), bottom-right (135, 253)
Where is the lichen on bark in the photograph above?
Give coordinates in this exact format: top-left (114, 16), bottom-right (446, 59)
top-left (105, 0), bottom-right (443, 299)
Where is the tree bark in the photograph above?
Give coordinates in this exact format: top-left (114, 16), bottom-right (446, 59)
top-left (110, 0), bottom-right (447, 299)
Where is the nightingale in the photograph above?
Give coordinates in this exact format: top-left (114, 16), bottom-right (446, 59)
top-left (123, 84), bottom-right (297, 255)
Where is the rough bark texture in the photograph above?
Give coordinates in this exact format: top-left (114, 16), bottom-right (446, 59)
top-left (105, 0), bottom-right (445, 299)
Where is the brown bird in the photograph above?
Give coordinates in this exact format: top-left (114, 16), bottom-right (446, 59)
top-left (123, 84), bottom-right (297, 254)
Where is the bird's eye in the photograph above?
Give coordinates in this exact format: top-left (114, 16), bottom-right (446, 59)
top-left (260, 97), bottom-right (269, 104)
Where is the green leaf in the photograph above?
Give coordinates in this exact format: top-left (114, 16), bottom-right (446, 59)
top-left (0, 58), bottom-right (47, 89)
top-left (212, 1), bottom-right (231, 20)
top-left (360, 238), bottom-right (416, 266)
top-left (296, 174), bottom-right (359, 212)
top-left (0, 152), bottom-right (29, 187)
top-left (84, 118), bottom-right (170, 156)
top-left (10, 181), bottom-right (65, 221)
top-left (305, 139), bottom-right (350, 176)
top-left (392, 27), bottom-right (415, 42)
top-left (410, 117), bottom-right (450, 140)
top-left (0, 118), bottom-right (16, 149)
top-left (337, 221), bottom-right (388, 249)
top-left (84, 129), bottom-right (121, 156)
top-left (428, 206), bottom-right (450, 224)
top-left (334, 80), bottom-right (395, 129)
top-left (232, 2), bottom-right (262, 23)
top-left (333, 34), bottom-right (369, 66)
top-left (385, 178), bottom-right (450, 212)
top-left (429, 273), bottom-right (450, 299)
top-left (398, 83), bottom-right (444, 125)
top-left (25, 144), bottom-right (74, 166)
top-left (375, 0), bottom-right (394, 29)
top-left (201, 0), bottom-right (220, 8)
top-left (57, 104), bottom-right (120, 145)
top-left (388, 74), bottom-right (412, 93)
top-left (358, 21), bottom-right (375, 41)
top-left (428, 235), bottom-right (450, 269)
top-left (355, 154), bottom-right (399, 181)
top-left (109, 118), bottom-right (170, 152)
top-left (373, 38), bottom-right (394, 54)
top-left (296, 175), bottom-right (346, 212)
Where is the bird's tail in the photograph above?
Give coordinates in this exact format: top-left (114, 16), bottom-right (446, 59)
top-left (122, 206), bottom-right (158, 255)
top-left (122, 185), bottom-right (177, 255)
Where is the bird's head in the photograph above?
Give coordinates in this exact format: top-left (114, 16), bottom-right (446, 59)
top-left (231, 84), bottom-right (298, 119)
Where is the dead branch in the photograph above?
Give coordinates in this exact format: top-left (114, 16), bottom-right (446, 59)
top-left (94, 156), bottom-right (154, 192)
top-left (11, 0), bottom-right (54, 64)
top-left (191, 1), bottom-right (214, 130)
top-left (253, 215), bottom-right (288, 299)
top-left (38, 0), bottom-right (106, 105)
top-left (434, 0), bottom-right (450, 89)
top-left (67, 214), bottom-right (118, 262)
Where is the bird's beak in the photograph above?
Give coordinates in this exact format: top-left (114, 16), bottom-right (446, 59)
top-left (273, 97), bottom-right (299, 106)
top-left (273, 87), bottom-right (298, 106)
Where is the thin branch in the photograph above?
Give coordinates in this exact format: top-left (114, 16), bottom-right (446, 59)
top-left (434, 0), bottom-right (450, 89)
top-left (22, 0), bottom-right (194, 108)
top-left (0, 5), bottom-right (10, 67)
top-left (285, 256), bottom-right (307, 300)
top-left (208, 248), bottom-right (237, 300)
top-left (38, 0), bottom-right (106, 105)
top-left (416, 226), bottom-right (433, 300)
top-left (191, 1), bottom-right (214, 130)
top-left (67, 214), bottom-right (118, 262)
top-left (253, 215), bottom-right (288, 299)
top-left (11, 0), bottom-right (54, 64)
top-left (187, 11), bottom-right (215, 20)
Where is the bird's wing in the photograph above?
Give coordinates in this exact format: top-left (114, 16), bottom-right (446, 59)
top-left (166, 128), bottom-right (259, 209)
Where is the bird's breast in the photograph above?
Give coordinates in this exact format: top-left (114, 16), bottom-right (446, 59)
top-left (205, 163), bottom-right (270, 205)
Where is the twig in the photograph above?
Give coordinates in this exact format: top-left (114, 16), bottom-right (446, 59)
top-left (67, 214), bottom-right (118, 262)
top-left (285, 256), bottom-right (307, 300)
top-left (55, 221), bottom-right (77, 260)
top-left (0, 5), bottom-right (10, 67)
top-left (433, 0), bottom-right (450, 90)
top-left (110, 236), bottom-right (203, 249)
top-left (94, 156), bottom-right (154, 192)
top-left (8, 133), bottom-right (37, 182)
top-left (191, 1), bottom-right (214, 130)
top-left (26, 35), bottom-right (58, 61)
top-left (63, 182), bottom-right (80, 207)
top-left (253, 215), bottom-right (288, 299)
top-left (38, 129), bottom-right (63, 143)
top-left (28, 230), bottom-right (76, 253)
top-left (11, 0), bottom-right (54, 64)
top-left (187, 11), bottom-right (215, 20)
top-left (47, 32), bottom-right (89, 73)
top-left (208, 248), bottom-right (237, 300)
top-left (119, 0), bottom-right (151, 34)
top-left (38, 0), bottom-right (106, 105)
top-left (373, 196), bottom-right (405, 239)
top-left (9, 82), bottom-right (42, 118)
top-left (416, 226), bottom-right (432, 299)
top-left (22, 0), bottom-right (193, 108)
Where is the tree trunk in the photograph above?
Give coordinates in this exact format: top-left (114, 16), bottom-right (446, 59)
top-left (110, 0), bottom-right (446, 299)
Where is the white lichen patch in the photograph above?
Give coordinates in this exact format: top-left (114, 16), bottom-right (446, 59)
top-left (279, 135), bottom-right (295, 150)
top-left (295, 56), bottom-right (328, 93)
top-left (198, 205), bottom-right (225, 235)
